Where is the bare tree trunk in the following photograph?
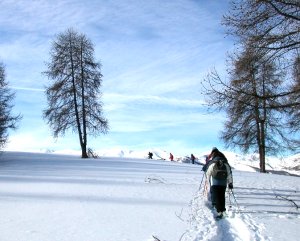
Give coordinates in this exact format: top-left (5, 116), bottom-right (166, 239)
top-left (80, 42), bottom-right (88, 158)
top-left (260, 71), bottom-right (267, 173)
top-left (69, 40), bottom-right (86, 158)
top-left (81, 144), bottom-right (88, 158)
top-left (258, 121), bottom-right (266, 173)
top-left (256, 120), bottom-right (264, 172)
top-left (251, 66), bottom-right (266, 172)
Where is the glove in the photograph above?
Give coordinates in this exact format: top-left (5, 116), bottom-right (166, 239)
top-left (228, 183), bottom-right (233, 189)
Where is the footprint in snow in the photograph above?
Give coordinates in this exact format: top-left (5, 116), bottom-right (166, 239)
top-left (180, 191), bottom-right (270, 241)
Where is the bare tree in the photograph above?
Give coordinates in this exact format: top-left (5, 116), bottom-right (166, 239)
top-left (287, 54), bottom-right (300, 135)
top-left (202, 47), bottom-right (287, 172)
top-left (223, 0), bottom-right (300, 106)
top-left (223, 0), bottom-right (300, 55)
top-left (201, 0), bottom-right (300, 171)
top-left (43, 29), bottom-right (109, 158)
top-left (0, 62), bottom-right (22, 149)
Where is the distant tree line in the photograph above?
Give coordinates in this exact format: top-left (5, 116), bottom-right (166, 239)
top-left (0, 28), bottom-right (109, 158)
top-left (202, 0), bottom-right (300, 172)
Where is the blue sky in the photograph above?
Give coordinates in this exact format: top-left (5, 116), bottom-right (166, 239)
top-left (1, 0), bottom-right (234, 156)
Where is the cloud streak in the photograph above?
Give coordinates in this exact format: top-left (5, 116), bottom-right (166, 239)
top-left (1, 0), bottom-right (232, 154)
top-left (104, 93), bottom-right (206, 109)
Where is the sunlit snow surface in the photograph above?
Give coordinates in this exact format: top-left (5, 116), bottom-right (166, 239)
top-left (0, 151), bottom-right (299, 241)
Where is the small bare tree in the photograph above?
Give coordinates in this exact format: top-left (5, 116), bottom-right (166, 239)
top-left (0, 62), bottom-right (22, 149)
top-left (43, 29), bottom-right (109, 158)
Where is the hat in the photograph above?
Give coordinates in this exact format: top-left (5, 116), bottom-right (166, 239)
top-left (211, 147), bottom-right (218, 153)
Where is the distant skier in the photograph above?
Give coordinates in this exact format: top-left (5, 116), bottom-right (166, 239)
top-left (169, 153), bottom-right (174, 161)
top-left (191, 154), bottom-right (196, 164)
top-left (204, 147), bottom-right (233, 219)
top-left (148, 152), bottom-right (153, 159)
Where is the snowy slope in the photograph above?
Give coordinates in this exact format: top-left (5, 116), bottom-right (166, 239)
top-left (0, 152), bottom-right (299, 241)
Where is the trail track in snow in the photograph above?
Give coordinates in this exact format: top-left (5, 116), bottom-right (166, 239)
top-left (179, 177), bottom-right (271, 241)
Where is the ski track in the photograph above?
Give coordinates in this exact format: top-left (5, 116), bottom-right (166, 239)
top-left (181, 187), bottom-right (271, 241)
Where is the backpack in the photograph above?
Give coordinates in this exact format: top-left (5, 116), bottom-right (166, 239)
top-left (211, 159), bottom-right (228, 180)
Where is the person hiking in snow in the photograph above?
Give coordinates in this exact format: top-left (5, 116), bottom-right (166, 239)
top-left (191, 154), bottom-right (196, 164)
top-left (169, 153), bottom-right (174, 161)
top-left (202, 147), bottom-right (230, 171)
top-left (148, 152), bottom-right (153, 159)
top-left (205, 147), bottom-right (233, 218)
top-left (202, 153), bottom-right (212, 171)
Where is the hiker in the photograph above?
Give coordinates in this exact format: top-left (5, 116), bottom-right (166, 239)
top-left (205, 147), bottom-right (233, 218)
top-left (191, 154), bottom-right (196, 164)
top-left (148, 152), bottom-right (153, 159)
top-left (202, 153), bottom-right (212, 171)
top-left (169, 153), bottom-right (174, 161)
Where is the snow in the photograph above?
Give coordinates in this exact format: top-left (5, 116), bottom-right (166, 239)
top-left (0, 151), bottom-right (299, 241)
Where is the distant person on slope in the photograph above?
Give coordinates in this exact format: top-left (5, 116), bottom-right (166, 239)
top-left (148, 152), bottom-right (153, 159)
top-left (169, 153), bottom-right (174, 161)
top-left (191, 154), bottom-right (196, 164)
top-left (205, 147), bottom-right (233, 218)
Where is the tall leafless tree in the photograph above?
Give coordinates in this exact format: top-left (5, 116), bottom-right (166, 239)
top-left (229, 47), bottom-right (288, 172)
top-left (202, 47), bottom-right (287, 172)
top-left (223, 0), bottom-right (300, 56)
top-left (43, 29), bottom-right (109, 158)
top-left (223, 0), bottom-right (300, 107)
top-left (201, 0), bottom-right (299, 171)
top-left (0, 62), bottom-right (22, 149)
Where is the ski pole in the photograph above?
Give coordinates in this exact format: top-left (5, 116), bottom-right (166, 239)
top-left (227, 190), bottom-right (232, 208)
top-left (230, 189), bottom-right (240, 212)
top-left (203, 178), bottom-right (208, 196)
top-left (198, 173), bottom-right (205, 191)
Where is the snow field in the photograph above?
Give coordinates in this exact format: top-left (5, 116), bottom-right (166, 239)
top-left (0, 152), bottom-right (300, 241)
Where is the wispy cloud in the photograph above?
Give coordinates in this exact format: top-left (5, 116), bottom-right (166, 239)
top-left (103, 92), bottom-right (223, 135)
top-left (1, 0), bottom-right (232, 154)
top-left (104, 93), bottom-right (206, 109)
top-left (9, 86), bottom-right (44, 92)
